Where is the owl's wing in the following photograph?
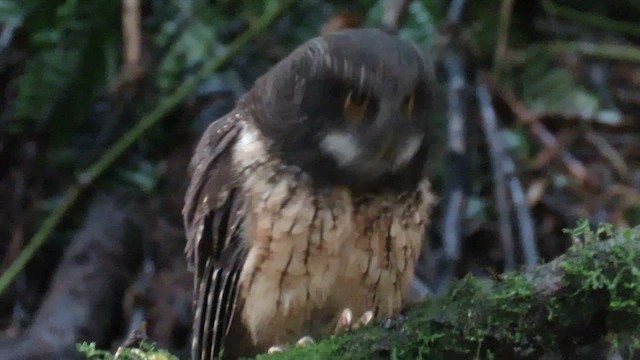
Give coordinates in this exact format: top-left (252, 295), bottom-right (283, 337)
top-left (183, 112), bottom-right (246, 360)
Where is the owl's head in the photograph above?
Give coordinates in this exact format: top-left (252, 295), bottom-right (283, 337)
top-left (243, 28), bottom-right (436, 192)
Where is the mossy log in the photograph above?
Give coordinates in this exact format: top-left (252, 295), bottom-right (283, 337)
top-left (258, 226), bottom-right (640, 359)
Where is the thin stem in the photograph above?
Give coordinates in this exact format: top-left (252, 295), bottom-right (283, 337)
top-left (541, 0), bottom-right (640, 37)
top-left (493, 0), bottom-right (514, 74)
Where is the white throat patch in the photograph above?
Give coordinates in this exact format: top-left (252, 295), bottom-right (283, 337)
top-left (319, 131), bottom-right (361, 166)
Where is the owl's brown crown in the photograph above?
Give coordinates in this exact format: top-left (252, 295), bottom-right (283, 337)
top-left (241, 28), bottom-right (436, 193)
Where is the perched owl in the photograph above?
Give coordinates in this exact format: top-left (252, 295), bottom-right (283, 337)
top-left (183, 28), bottom-right (436, 359)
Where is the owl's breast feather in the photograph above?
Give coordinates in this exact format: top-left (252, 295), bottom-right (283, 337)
top-left (232, 120), bottom-right (435, 349)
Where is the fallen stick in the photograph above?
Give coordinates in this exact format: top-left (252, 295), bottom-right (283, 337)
top-left (0, 193), bottom-right (142, 360)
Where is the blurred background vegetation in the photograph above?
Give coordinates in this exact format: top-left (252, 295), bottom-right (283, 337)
top-left (0, 0), bottom-right (639, 358)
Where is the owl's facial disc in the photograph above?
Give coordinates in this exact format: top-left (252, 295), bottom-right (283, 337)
top-left (314, 69), bottom-right (429, 180)
top-left (320, 125), bottom-right (424, 178)
top-left (249, 28), bottom-right (434, 190)
top-left (318, 86), bottom-right (426, 179)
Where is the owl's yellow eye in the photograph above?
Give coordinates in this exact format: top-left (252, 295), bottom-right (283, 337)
top-left (403, 92), bottom-right (415, 118)
top-left (343, 89), bottom-right (369, 123)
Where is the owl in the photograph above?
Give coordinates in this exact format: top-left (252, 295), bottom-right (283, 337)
top-left (183, 28), bottom-right (436, 359)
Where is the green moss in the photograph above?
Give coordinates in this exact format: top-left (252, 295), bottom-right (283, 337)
top-left (77, 341), bottom-right (178, 360)
top-left (253, 336), bottom-right (346, 360)
top-left (561, 225), bottom-right (640, 325)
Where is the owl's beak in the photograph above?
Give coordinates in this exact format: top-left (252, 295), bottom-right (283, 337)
top-left (369, 111), bottom-right (424, 172)
top-left (374, 130), bottom-right (424, 171)
top-left (374, 132), bottom-right (395, 161)
top-left (391, 133), bottom-right (424, 170)
top-left (319, 121), bottom-right (424, 177)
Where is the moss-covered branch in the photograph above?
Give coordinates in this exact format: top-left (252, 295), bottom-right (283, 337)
top-left (259, 224), bottom-right (640, 359)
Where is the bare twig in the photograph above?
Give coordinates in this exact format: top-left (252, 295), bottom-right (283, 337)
top-left (505, 159), bottom-right (539, 269)
top-left (113, 0), bottom-right (145, 91)
top-left (122, 0), bottom-right (142, 68)
top-left (486, 75), bottom-right (590, 186)
top-left (493, 0), bottom-right (515, 73)
top-left (381, 0), bottom-right (413, 32)
top-left (115, 321), bottom-right (148, 358)
top-left (476, 80), bottom-right (516, 271)
top-left (122, 253), bottom-right (156, 344)
top-left (441, 50), bottom-right (468, 285)
top-left (446, 0), bottom-right (467, 24)
top-left (585, 131), bottom-right (630, 181)
top-left (437, 0), bottom-right (471, 292)
top-left (0, 0), bottom-right (298, 296)
top-left (477, 77), bottom-right (539, 269)
top-left (0, 22), bottom-right (19, 59)
top-left (585, 62), bottom-right (617, 110)
top-left (605, 185), bottom-right (640, 209)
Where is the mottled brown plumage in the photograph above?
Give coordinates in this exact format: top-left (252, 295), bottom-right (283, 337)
top-left (183, 28), bottom-right (436, 359)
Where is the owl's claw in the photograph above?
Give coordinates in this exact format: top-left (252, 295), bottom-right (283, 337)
top-left (334, 308), bottom-right (353, 334)
top-left (353, 309), bottom-right (374, 330)
top-left (267, 309), bottom-right (373, 355)
top-left (334, 308), bottom-right (375, 334)
top-left (296, 336), bottom-right (315, 347)
top-left (267, 335), bottom-right (314, 354)
top-left (267, 345), bottom-right (286, 353)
